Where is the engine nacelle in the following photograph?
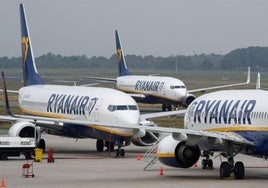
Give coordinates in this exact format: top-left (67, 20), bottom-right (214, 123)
top-left (183, 94), bottom-right (196, 107)
top-left (131, 120), bottom-right (160, 146)
top-left (157, 135), bottom-right (200, 168)
top-left (9, 121), bottom-right (41, 142)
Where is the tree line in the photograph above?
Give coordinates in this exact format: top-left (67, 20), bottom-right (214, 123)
top-left (0, 46), bottom-right (267, 71)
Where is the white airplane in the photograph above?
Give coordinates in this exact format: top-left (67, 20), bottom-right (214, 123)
top-left (86, 30), bottom-right (250, 111)
top-left (0, 4), bottom-right (181, 157)
top-left (153, 86), bottom-right (268, 179)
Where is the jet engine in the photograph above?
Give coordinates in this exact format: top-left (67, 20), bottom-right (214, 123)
top-left (131, 120), bottom-right (160, 146)
top-left (157, 134), bottom-right (200, 168)
top-left (184, 94), bottom-right (196, 107)
top-left (8, 121), bottom-right (41, 143)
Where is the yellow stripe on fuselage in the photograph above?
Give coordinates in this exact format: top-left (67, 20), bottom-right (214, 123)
top-left (205, 126), bottom-right (268, 132)
top-left (118, 88), bottom-right (181, 103)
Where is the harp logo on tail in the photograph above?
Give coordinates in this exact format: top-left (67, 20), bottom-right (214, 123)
top-left (21, 36), bottom-right (29, 64)
top-left (117, 49), bottom-right (122, 64)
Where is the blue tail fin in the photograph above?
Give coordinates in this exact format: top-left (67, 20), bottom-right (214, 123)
top-left (20, 4), bottom-right (44, 86)
top-left (115, 30), bottom-right (131, 76)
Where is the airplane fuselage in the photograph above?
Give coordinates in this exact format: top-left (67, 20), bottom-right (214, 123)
top-left (18, 85), bottom-right (140, 140)
top-left (116, 75), bottom-right (187, 105)
top-left (184, 89), bottom-right (268, 156)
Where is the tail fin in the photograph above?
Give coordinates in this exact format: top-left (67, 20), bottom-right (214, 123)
top-left (20, 4), bottom-right (44, 86)
top-left (115, 30), bottom-right (131, 76)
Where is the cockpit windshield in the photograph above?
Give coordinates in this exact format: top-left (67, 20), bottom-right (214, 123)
top-left (107, 105), bottom-right (139, 112)
top-left (170, 85), bottom-right (186, 89)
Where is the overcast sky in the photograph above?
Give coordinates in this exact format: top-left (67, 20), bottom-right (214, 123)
top-left (1, 0), bottom-right (268, 58)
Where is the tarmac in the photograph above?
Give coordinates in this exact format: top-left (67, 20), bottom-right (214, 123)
top-left (1, 133), bottom-right (268, 188)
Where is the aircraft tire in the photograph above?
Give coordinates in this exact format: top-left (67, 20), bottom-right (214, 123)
top-left (208, 159), bottom-right (213, 168)
top-left (161, 104), bottom-right (166, 111)
top-left (120, 149), bottom-right (125, 157)
top-left (115, 149), bottom-right (120, 157)
top-left (220, 162), bottom-right (231, 178)
top-left (96, 140), bottom-right (104, 152)
top-left (234, 161), bottom-right (245, 179)
top-left (201, 159), bottom-right (207, 169)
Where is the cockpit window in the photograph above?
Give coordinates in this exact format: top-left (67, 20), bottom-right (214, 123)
top-left (128, 105), bottom-right (138, 110)
top-left (117, 105), bottom-right (128, 110)
top-left (108, 105), bottom-right (116, 112)
top-left (107, 105), bottom-right (138, 112)
top-left (170, 85), bottom-right (186, 89)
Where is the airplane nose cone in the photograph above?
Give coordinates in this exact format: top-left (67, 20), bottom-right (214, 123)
top-left (175, 89), bottom-right (188, 101)
top-left (121, 111), bottom-right (140, 125)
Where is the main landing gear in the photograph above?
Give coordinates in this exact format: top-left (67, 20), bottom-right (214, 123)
top-left (201, 146), bottom-right (245, 179)
top-left (219, 142), bottom-right (245, 179)
top-left (219, 155), bottom-right (245, 179)
top-left (161, 104), bottom-right (172, 111)
top-left (96, 139), bottom-right (125, 157)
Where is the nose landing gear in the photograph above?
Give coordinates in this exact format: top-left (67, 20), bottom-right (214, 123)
top-left (201, 150), bottom-right (214, 169)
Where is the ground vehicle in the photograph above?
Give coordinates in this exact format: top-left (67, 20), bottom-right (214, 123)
top-left (0, 137), bottom-right (35, 160)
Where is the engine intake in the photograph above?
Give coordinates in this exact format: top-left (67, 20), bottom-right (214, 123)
top-left (184, 94), bottom-right (196, 107)
top-left (175, 141), bottom-right (200, 168)
top-left (9, 121), bottom-right (41, 141)
top-left (157, 135), bottom-right (200, 168)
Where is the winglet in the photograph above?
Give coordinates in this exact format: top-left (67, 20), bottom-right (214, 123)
top-left (1, 72), bottom-right (13, 116)
top-left (115, 30), bottom-right (131, 76)
top-left (20, 3), bottom-right (44, 86)
top-left (246, 67), bottom-right (250, 84)
top-left (256, 72), bottom-right (260, 89)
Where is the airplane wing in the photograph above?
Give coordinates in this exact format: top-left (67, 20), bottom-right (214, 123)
top-left (81, 76), bottom-right (116, 82)
top-left (188, 67), bottom-right (250, 93)
top-left (140, 110), bottom-right (186, 120)
top-left (128, 93), bottom-right (146, 98)
top-left (141, 126), bottom-right (254, 146)
top-left (0, 89), bottom-right (19, 94)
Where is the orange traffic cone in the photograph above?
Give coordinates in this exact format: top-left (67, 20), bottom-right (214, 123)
top-left (136, 153), bottom-right (141, 160)
top-left (159, 167), bottom-right (164, 176)
top-left (1, 177), bottom-right (5, 188)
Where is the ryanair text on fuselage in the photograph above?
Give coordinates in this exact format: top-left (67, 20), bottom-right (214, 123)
top-left (47, 94), bottom-right (99, 116)
top-left (189, 99), bottom-right (256, 124)
top-left (135, 80), bottom-right (165, 92)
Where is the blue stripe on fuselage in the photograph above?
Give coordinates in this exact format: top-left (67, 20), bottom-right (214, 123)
top-left (50, 123), bottom-right (131, 142)
top-left (236, 131), bottom-right (268, 156)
